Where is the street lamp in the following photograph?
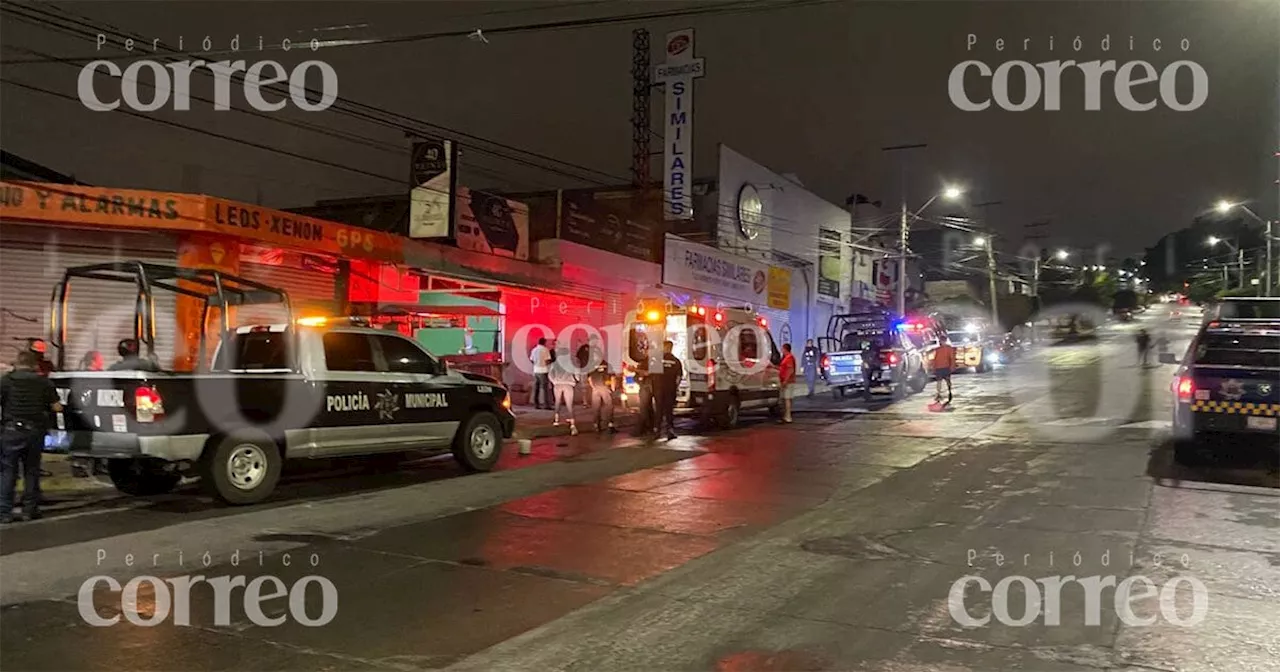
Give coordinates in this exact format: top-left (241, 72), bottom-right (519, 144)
top-left (1214, 199), bottom-right (1273, 297)
top-left (1207, 236), bottom-right (1245, 289)
top-left (1055, 249), bottom-right (1069, 260)
top-left (895, 183), bottom-right (966, 315)
top-left (972, 236), bottom-right (987, 247)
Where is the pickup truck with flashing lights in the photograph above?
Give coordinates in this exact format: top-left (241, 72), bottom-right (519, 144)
top-left (1159, 298), bottom-right (1280, 465)
top-left (46, 262), bottom-right (515, 505)
top-left (817, 311), bottom-right (930, 400)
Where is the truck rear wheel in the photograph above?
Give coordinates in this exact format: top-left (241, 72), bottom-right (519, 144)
top-left (200, 432), bottom-right (282, 505)
top-left (107, 459), bottom-right (180, 497)
top-left (453, 412), bottom-right (503, 472)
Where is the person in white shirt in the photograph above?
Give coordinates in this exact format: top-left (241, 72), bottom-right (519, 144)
top-left (529, 338), bottom-right (552, 409)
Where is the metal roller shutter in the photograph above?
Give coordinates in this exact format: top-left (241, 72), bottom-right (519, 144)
top-left (0, 225), bottom-right (178, 370)
top-left (237, 261), bottom-right (337, 326)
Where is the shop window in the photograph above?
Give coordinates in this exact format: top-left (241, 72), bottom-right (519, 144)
top-left (322, 332), bottom-right (378, 372)
top-left (373, 334), bottom-right (437, 375)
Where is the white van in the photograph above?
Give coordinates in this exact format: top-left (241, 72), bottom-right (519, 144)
top-left (622, 302), bottom-right (782, 428)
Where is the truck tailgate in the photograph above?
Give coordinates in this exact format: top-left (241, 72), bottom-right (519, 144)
top-left (1189, 365), bottom-right (1280, 433)
top-left (826, 351), bottom-right (863, 383)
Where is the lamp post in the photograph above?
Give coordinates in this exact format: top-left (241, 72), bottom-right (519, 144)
top-left (974, 235), bottom-right (999, 326)
top-left (1207, 235), bottom-right (1245, 290)
top-left (1216, 200), bottom-right (1272, 296)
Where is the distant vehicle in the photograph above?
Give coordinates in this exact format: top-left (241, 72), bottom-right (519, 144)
top-left (47, 262), bottom-right (515, 505)
top-left (1160, 303), bottom-right (1280, 465)
top-left (818, 309), bottom-right (930, 399)
top-left (622, 302), bottom-right (781, 428)
top-left (944, 321), bottom-right (996, 373)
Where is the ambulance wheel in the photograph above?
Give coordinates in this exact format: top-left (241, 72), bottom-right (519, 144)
top-left (718, 396), bottom-right (741, 429)
top-left (200, 432), bottom-right (282, 506)
top-left (107, 459), bottom-right (180, 497)
top-left (453, 412), bottom-right (503, 472)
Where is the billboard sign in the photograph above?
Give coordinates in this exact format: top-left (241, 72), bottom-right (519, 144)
top-left (454, 187), bottom-right (529, 260)
top-left (655, 28), bottom-right (704, 221)
top-left (663, 234), bottom-right (767, 306)
top-left (409, 139), bottom-right (455, 239)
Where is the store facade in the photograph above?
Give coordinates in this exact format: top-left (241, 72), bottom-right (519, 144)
top-left (659, 234), bottom-right (794, 342)
top-left (0, 181), bottom-right (617, 392)
top-left (713, 145), bottom-right (853, 345)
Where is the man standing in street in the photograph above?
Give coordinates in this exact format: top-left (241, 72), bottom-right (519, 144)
top-left (0, 350), bottom-right (62, 524)
top-left (584, 336), bottom-right (616, 433)
top-left (529, 337), bottom-right (552, 409)
top-left (655, 340), bottom-right (684, 440)
top-left (802, 338), bottom-right (821, 398)
top-left (779, 343), bottom-right (797, 423)
top-left (933, 334), bottom-right (956, 407)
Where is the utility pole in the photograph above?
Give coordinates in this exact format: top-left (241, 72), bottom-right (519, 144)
top-left (881, 143), bottom-right (927, 316)
top-left (1237, 245), bottom-right (1245, 289)
top-left (1266, 220), bottom-right (1273, 297)
top-left (985, 236), bottom-right (999, 327)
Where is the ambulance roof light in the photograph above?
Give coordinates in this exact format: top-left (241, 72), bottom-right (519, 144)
top-left (713, 311), bottom-right (725, 323)
top-left (645, 309), bottom-right (663, 323)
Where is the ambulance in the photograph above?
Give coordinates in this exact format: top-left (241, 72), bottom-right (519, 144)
top-left (621, 301), bottom-right (783, 428)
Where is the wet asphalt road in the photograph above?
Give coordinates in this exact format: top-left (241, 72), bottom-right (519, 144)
top-left (1, 304), bottom-right (1276, 672)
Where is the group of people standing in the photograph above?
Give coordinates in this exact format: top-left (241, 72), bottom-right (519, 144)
top-left (0, 337), bottom-right (160, 524)
top-left (528, 336), bottom-right (619, 437)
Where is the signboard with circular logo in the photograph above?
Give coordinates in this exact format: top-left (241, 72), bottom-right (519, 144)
top-left (737, 183), bottom-right (762, 240)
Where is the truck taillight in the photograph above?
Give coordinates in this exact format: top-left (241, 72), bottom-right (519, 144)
top-left (1176, 377), bottom-right (1194, 402)
top-left (135, 385), bottom-right (165, 423)
top-left (821, 355), bottom-right (830, 369)
top-left (885, 352), bottom-right (900, 366)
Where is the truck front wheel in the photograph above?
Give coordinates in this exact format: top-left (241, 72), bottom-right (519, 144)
top-left (453, 412), bottom-right (503, 472)
top-left (107, 459), bottom-right (180, 497)
top-left (200, 433), bottom-right (283, 505)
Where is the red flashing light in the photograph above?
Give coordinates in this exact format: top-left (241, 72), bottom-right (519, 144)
top-left (821, 355), bottom-right (830, 369)
top-left (1176, 377), bottom-right (1194, 402)
top-left (886, 352), bottom-right (900, 366)
top-left (713, 312), bottom-right (725, 323)
top-left (697, 306), bottom-right (706, 316)
top-left (706, 359), bottom-right (717, 391)
top-left (758, 316), bottom-right (768, 327)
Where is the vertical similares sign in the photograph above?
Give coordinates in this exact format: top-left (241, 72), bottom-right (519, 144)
top-left (409, 139), bottom-right (456, 239)
top-left (655, 28), bottom-right (704, 221)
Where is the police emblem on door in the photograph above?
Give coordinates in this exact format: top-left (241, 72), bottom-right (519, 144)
top-left (374, 390), bottom-right (400, 421)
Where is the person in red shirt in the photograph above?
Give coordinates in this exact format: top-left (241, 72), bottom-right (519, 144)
top-left (932, 334), bottom-right (957, 405)
top-left (778, 343), bottom-right (797, 423)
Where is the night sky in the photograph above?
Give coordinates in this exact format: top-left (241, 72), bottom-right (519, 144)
top-left (1, 0), bottom-right (1276, 258)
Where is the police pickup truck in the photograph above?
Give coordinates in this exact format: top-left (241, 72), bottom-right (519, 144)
top-left (1160, 298), bottom-right (1280, 465)
top-left (48, 262), bottom-right (515, 505)
top-left (818, 310), bottom-right (930, 400)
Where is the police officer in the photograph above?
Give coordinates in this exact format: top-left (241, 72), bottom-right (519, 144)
top-left (584, 336), bottom-right (616, 433)
top-left (656, 340), bottom-right (684, 441)
top-left (861, 336), bottom-right (883, 402)
top-left (1, 350), bottom-right (62, 523)
top-left (25, 339), bottom-right (54, 377)
top-left (802, 338), bottom-right (821, 397)
top-left (110, 338), bottom-right (160, 372)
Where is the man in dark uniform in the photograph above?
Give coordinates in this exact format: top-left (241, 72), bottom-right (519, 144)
top-left (861, 336), bottom-right (883, 402)
top-left (1, 350), bottom-right (62, 523)
top-left (110, 339), bottom-right (161, 372)
top-left (25, 339), bottom-right (54, 377)
top-left (656, 340), bottom-right (684, 441)
top-left (633, 350), bottom-right (657, 437)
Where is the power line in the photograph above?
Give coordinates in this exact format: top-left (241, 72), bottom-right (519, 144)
top-left (0, 0), bottom-right (836, 65)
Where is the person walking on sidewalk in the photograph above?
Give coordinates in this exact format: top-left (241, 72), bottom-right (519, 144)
top-left (529, 337), bottom-right (552, 409)
top-left (656, 340), bottom-right (683, 440)
top-left (779, 343), bottom-right (797, 423)
top-left (1135, 329), bottom-right (1152, 367)
top-left (933, 334), bottom-right (956, 406)
top-left (802, 339), bottom-right (821, 398)
top-left (548, 347), bottom-right (579, 435)
top-left (584, 337), bottom-right (616, 433)
top-left (0, 350), bottom-right (62, 524)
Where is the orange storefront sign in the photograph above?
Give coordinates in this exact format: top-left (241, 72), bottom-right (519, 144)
top-left (0, 181), bottom-right (405, 265)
